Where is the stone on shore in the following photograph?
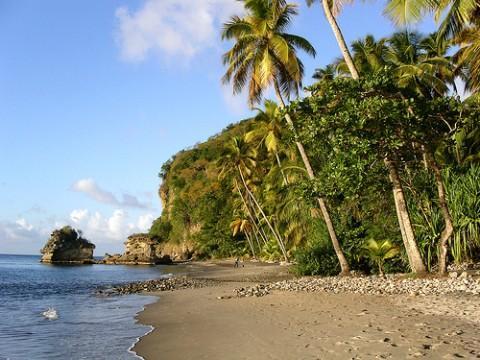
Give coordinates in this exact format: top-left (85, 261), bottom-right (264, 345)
top-left (233, 274), bottom-right (480, 298)
top-left (40, 226), bottom-right (95, 264)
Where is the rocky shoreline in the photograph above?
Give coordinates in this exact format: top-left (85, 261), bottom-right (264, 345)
top-left (233, 272), bottom-right (480, 298)
top-left (96, 276), bottom-right (213, 296)
top-left (96, 268), bottom-right (480, 300)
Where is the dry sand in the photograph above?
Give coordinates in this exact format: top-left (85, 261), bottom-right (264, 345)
top-left (134, 262), bottom-right (480, 360)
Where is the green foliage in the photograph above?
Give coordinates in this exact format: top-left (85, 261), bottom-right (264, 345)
top-left (144, 17), bottom-right (480, 275)
top-left (293, 239), bottom-right (341, 276)
top-left (149, 216), bottom-right (172, 242)
top-left (361, 239), bottom-right (400, 276)
top-left (445, 165), bottom-right (480, 263)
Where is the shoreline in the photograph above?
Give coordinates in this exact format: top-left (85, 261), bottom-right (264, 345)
top-left (131, 261), bottom-right (480, 360)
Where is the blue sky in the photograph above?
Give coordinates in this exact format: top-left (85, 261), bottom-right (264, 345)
top-left (0, 0), bottom-right (436, 255)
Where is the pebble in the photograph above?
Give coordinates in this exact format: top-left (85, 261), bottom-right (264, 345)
top-left (96, 276), bottom-right (209, 296)
top-left (233, 274), bottom-right (480, 298)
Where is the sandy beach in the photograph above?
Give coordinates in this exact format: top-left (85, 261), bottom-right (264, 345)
top-left (134, 262), bottom-right (480, 359)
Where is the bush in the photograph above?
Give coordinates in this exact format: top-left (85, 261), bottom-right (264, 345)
top-left (149, 217), bottom-right (172, 241)
top-left (293, 241), bottom-right (340, 276)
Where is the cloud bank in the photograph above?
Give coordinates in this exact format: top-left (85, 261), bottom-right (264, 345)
top-left (71, 178), bottom-right (150, 209)
top-left (70, 209), bottom-right (154, 244)
top-left (115, 0), bottom-right (243, 62)
top-left (0, 210), bottom-right (155, 255)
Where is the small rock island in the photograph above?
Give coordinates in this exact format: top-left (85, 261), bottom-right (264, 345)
top-left (40, 226), bottom-right (95, 264)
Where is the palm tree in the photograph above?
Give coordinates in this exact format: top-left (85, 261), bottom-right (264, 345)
top-left (304, 0), bottom-right (426, 274)
top-left (246, 100), bottom-right (289, 185)
top-left (384, 0), bottom-right (479, 40)
top-left (348, 35), bottom-right (388, 75)
top-left (385, 32), bottom-right (455, 97)
top-left (230, 216), bottom-right (257, 258)
top-left (313, 63), bottom-right (341, 81)
top-left (305, 0), bottom-right (360, 79)
top-left (455, 20), bottom-right (480, 93)
top-left (222, 0), bottom-right (350, 274)
top-left (384, 0), bottom-right (480, 97)
top-left (219, 136), bottom-right (288, 261)
top-left (385, 31), bottom-right (458, 275)
top-left (330, 33), bottom-right (430, 274)
top-left (362, 239), bottom-right (400, 277)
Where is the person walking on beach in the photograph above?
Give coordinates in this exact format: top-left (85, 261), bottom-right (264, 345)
top-left (234, 257), bottom-right (239, 268)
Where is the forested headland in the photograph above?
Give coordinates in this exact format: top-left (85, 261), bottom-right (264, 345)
top-left (149, 0), bottom-right (480, 277)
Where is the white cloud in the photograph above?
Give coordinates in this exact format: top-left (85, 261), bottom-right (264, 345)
top-left (0, 219), bottom-right (47, 254)
top-left (72, 178), bottom-right (117, 204)
top-left (137, 213), bottom-right (155, 231)
top-left (0, 209), bottom-right (156, 255)
top-left (70, 209), bottom-right (89, 224)
top-left (71, 178), bottom-right (150, 209)
top-left (2, 219), bottom-right (38, 240)
top-left (114, 0), bottom-right (243, 62)
top-left (69, 208), bottom-right (155, 244)
top-left (15, 218), bottom-right (34, 231)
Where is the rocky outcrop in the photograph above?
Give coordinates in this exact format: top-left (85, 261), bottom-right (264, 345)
top-left (102, 234), bottom-right (172, 265)
top-left (155, 240), bottom-right (197, 261)
top-left (40, 226), bottom-right (95, 264)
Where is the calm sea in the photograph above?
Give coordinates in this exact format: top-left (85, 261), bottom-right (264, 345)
top-left (0, 254), bottom-right (168, 360)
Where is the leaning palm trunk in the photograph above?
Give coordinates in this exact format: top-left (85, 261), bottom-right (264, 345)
top-left (425, 152), bottom-right (454, 275)
top-left (275, 152), bottom-right (289, 186)
top-left (245, 231), bottom-right (257, 259)
top-left (235, 179), bottom-right (268, 248)
top-left (384, 157), bottom-right (427, 274)
top-left (274, 82), bottom-right (350, 274)
top-left (321, 0), bottom-right (360, 80)
top-left (237, 166), bottom-right (289, 262)
top-left (235, 180), bottom-right (258, 259)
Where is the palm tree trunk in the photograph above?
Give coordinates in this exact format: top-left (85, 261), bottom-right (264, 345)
top-left (245, 232), bottom-right (256, 259)
top-left (252, 227), bottom-right (263, 251)
top-left (378, 261), bottom-right (385, 278)
top-left (426, 152), bottom-right (454, 276)
top-left (256, 216), bottom-right (270, 245)
top-left (274, 81), bottom-right (350, 275)
top-left (320, 0), bottom-right (360, 80)
top-left (384, 157), bottom-right (427, 274)
top-left (235, 179), bottom-right (267, 249)
top-left (237, 166), bottom-right (289, 262)
top-left (275, 152), bottom-right (289, 186)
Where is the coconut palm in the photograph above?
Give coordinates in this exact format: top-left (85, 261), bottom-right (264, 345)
top-left (218, 136), bottom-right (288, 261)
top-left (329, 33), bottom-right (431, 274)
top-left (246, 100), bottom-right (289, 185)
top-left (312, 63), bottom-right (341, 81)
top-left (335, 32), bottom-right (456, 97)
top-left (384, 0), bottom-right (479, 40)
top-left (334, 35), bottom-right (387, 77)
top-left (385, 32), bottom-right (455, 97)
top-left (222, 0), bottom-right (316, 105)
top-left (455, 21), bottom-right (480, 93)
top-left (230, 216), bottom-right (257, 258)
top-left (350, 35), bottom-right (388, 74)
top-left (222, 0), bottom-right (351, 274)
top-left (362, 239), bottom-right (400, 277)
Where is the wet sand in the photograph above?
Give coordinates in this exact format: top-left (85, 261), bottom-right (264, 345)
top-left (134, 262), bottom-right (480, 359)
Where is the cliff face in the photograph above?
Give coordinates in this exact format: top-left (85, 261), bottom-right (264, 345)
top-left (40, 226), bottom-right (95, 264)
top-left (148, 119), bottom-right (255, 259)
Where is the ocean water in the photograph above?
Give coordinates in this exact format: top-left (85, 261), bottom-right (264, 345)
top-left (0, 254), bottom-right (168, 360)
